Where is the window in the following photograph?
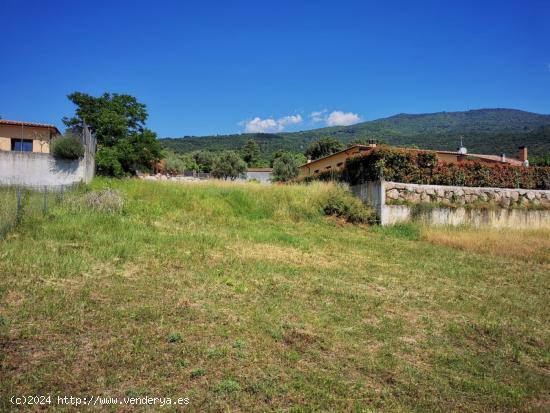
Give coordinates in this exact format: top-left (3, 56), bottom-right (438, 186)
top-left (11, 139), bottom-right (33, 152)
top-left (314, 169), bottom-right (320, 174)
top-left (326, 165), bottom-right (332, 169)
top-left (337, 162), bottom-right (343, 167)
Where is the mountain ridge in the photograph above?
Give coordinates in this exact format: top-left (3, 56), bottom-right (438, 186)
top-left (160, 108), bottom-right (550, 158)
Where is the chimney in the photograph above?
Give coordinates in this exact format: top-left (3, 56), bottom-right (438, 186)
top-left (518, 146), bottom-right (528, 162)
top-left (500, 153), bottom-right (506, 163)
top-left (307, 159), bottom-right (312, 164)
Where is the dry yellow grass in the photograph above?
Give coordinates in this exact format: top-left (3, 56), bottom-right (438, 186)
top-left (422, 226), bottom-right (550, 265)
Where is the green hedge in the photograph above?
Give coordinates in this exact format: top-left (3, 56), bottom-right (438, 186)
top-left (315, 147), bottom-right (550, 190)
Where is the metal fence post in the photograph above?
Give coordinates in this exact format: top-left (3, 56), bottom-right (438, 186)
top-left (43, 186), bottom-right (48, 215)
top-left (16, 187), bottom-right (22, 222)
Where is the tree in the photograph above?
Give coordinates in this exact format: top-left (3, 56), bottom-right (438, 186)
top-left (211, 151), bottom-right (247, 180)
top-left (347, 138), bottom-right (369, 147)
top-left (193, 150), bottom-right (217, 173)
top-left (242, 139), bottom-right (261, 167)
top-left (271, 150), bottom-right (306, 167)
top-left (305, 138), bottom-right (344, 160)
top-left (63, 92), bottom-right (161, 175)
top-left (95, 147), bottom-right (124, 177)
top-left (272, 152), bottom-right (299, 182)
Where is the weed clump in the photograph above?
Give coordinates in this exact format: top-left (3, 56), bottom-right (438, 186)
top-left (85, 189), bottom-right (124, 213)
top-left (168, 332), bottom-right (183, 343)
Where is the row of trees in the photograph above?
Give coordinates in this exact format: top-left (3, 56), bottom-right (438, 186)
top-left (61, 91), bottom-right (370, 181)
top-left (162, 144), bottom-right (307, 181)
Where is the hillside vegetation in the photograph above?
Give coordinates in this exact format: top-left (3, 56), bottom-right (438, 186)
top-left (1, 180), bottom-right (549, 412)
top-left (161, 108), bottom-right (550, 159)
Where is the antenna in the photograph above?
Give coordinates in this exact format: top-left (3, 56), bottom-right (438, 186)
top-left (458, 136), bottom-right (467, 155)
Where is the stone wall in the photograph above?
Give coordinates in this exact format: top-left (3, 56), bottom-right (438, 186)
top-left (385, 182), bottom-right (550, 209)
top-left (350, 180), bottom-right (550, 228)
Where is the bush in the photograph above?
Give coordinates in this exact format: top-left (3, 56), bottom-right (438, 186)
top-left (95, 147), bottom-right (125, 177)
top-left (313, 183), bottom-right (376, 224)
top-left (84, 189), bottom-right (124, 213)
top-left (51, 135), bottom-right (85, 160)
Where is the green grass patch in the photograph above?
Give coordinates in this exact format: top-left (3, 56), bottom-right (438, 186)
top-left (0, 179), bottom-right (548, 412)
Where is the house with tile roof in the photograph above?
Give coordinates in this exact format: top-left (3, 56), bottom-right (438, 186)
top-left (0, 119), bottom-right (96, 187)
top-left (299, 143), bottom-right (528, 178)
top-left (0, 119), bottom-right (61, 154)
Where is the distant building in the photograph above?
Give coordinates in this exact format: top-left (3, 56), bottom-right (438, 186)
top-left (242, 168), bottom-right (273, 183)
top-left (299, 143), bottom-right (528, 178)
top-left (0, 119), bottom-right (61, 153)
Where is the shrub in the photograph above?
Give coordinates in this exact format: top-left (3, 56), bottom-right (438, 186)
top-left (85, 189), bottom-right (124, 213)
top-left (51, 135), bottom-right (84, 160)
top-left (96, 147), bottom-right (124, 177)
top-left (314, 183), bottom-right (376, 224)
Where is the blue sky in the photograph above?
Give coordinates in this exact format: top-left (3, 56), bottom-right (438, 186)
top-left (1, 0), bottom-right (548, 137)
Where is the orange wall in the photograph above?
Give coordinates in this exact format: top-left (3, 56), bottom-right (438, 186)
top-left (0, 124), bottom-right (52, 153)
top-left (300, 147), bottom-right (370, 177)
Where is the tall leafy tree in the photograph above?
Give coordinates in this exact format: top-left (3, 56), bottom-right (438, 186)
top-left (211, 151), bottom-right (247, 180)
top-left (305, 137), bottom-right (344, 160)
top-left (242, 139), bottom-right (261, 167)
top-left (63, 92), bottom-right (162, 175)
top-left (272, 152), bottom-right (300, 182)
top-left (271, 150), bottom-right (307, 167)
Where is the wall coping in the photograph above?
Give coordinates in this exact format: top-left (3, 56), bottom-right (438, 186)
top-left (0, 151), bottom-right (52, 159)
top-left (385, 181), bottom-right (550, 195)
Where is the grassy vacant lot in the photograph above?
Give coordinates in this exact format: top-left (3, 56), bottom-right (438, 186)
top-left (1, 179), bottom-right (549, 412)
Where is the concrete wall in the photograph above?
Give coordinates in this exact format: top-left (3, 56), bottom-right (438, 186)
top-left (351, 180), bottom-right (550, 228)
top-left (350, 180), bottom-right (385, 220)
top-left (0, 125), bottom-right (96, 188)
top-left (383, 204), bottom-right (550, 228)
top-left (0, 151), bottom-right (93, 187)
top-left (244, 170), bottom-right (272, 183)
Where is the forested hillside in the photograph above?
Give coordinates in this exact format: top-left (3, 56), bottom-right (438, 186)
top-left (161, 109), bottom-right (550, 158)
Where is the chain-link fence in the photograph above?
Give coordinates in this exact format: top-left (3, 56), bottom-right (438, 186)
top-left (0, 184), bottom-right (75, 240)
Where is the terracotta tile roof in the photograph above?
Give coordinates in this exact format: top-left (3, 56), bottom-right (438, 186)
top-left (0, 119), bottom-right (61, 135)
top-left (467, 153), bottom-right (523, 166)
top-left (299, 145), bottom-right (373, 168)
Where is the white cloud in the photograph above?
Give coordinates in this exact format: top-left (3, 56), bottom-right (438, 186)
top-left (310, 110), bottom-right (327, 123)
top-left (278, 114), bottom-right (302, 127)
top-left (243, 114), bottom-right (302, 133)
top-left (325, 111), bottom-right (361, 126)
